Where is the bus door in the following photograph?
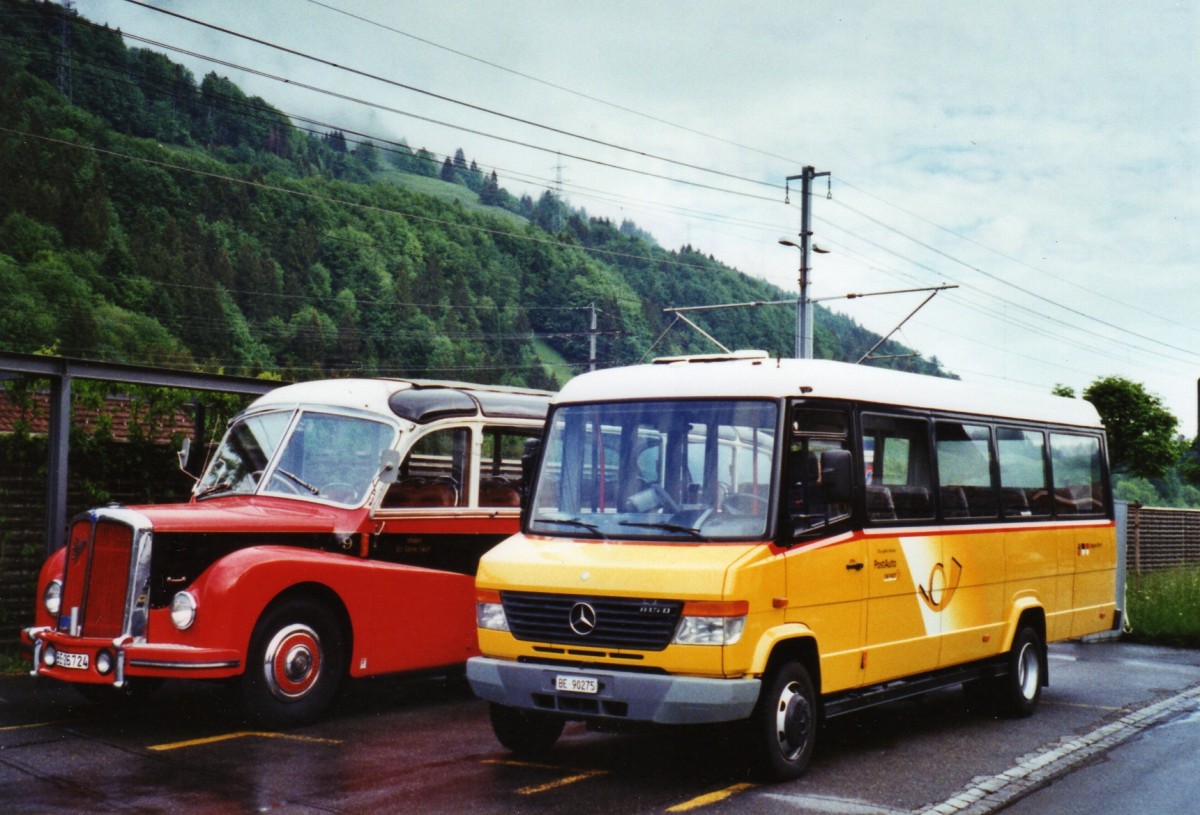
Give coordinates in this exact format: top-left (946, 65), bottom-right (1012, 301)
top-left (860, 412), bottom-right (941, 684)
top-left (784, 405), bottom-right (864, 694)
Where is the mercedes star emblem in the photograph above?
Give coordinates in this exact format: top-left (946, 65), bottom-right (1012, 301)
top-left (568, 601), bottom-right (597, 636)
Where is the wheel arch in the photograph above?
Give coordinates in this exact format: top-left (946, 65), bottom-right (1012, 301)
top-left (755, 629), bottom-right (821, 708)
top-left (1006, 603), bottom-right (1048, 687)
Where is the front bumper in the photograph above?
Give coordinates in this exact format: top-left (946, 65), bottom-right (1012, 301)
top-left (467, 656), bottom-right (761, 725)
top-left (24, 626), bottom-right (242, 686)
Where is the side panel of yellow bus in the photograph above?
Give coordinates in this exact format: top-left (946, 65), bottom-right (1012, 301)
top-left (863, 534), bottom-right (940, 684)
top-left (1069, 523), bottom-right (1118, 638)
top-left (785, 537), bottom-right (866, 693)
top-left (938, 529), bottom-right (1007, 667)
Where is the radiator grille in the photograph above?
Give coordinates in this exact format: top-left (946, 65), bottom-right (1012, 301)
top-left (501, 591), bottom-right (682, 651)
top-left (60, 517), bottom-right (134, 638)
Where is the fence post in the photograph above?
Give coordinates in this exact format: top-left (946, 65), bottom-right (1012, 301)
top-left (1114, 501), bottom-right (1128, 632)
top-left (1131, 501), bottom-right (1142, 593)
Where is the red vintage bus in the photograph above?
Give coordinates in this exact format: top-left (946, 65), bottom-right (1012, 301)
top-left (24, 377), bottom-right (551, 726)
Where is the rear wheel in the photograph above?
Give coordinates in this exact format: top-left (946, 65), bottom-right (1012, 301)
top-left (998, 625), bottom-right (1044, 717)
top-left (489, 703), bottom-right (564, 757)
top-left (241, 597), bottom-right (344, 728)
top-left (750, 660), bottom-right (818, 781)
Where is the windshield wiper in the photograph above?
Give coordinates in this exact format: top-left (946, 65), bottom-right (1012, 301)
top-left (535, 517), bottom-right (608, 538)
top-left (195, 482), bottom-right (235, 499)
top-left (275, 468), bottom-right (320, 495)
top-left (619, 521), bottom-right (706, 540)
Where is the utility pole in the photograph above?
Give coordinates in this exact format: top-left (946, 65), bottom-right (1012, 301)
top-left (782, 166), bottom-right (830, 358)
top-left (588, 303), bottom-right (598, 371)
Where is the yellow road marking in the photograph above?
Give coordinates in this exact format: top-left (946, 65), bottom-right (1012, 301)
top-left (0, 719), bottom-right (72, 733)
top-left (517, 769), bottom-right (607, 795)
top-left (666, 782), bottom-right (756, 812)
top-left (148, 731), bottom-right (341, 751)
top-left (483, 758), bottom-right (608, 795)
top-left (483, 758), bottom-right (570, 771)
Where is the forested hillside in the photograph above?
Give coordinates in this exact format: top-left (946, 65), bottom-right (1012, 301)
top-left (0, 0), bottom-right (950, 388)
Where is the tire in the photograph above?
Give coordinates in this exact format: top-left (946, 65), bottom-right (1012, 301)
top-left (998, 625), bottom-right (1044, 718)
top-left (749, 660), bottom-right (818, 781)
top-left (489, 703), bottom-right (564, 757)
top-left (241, 597), bottom-right (345, 728)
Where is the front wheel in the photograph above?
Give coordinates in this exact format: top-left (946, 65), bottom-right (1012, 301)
top-left (489, 703), bottom-right (564, 757)
top-left (749, 661), bottom-right (818, 781)
top-left (241, 597), bottom-right (345, 728)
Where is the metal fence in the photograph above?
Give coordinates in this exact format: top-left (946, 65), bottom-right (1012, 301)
top-left (1125, 504), bottom-right (1200, 574)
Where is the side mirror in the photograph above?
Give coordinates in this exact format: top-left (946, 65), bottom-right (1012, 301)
top-left (820, 449), bottom-right (853, 505)
top-left (378, 449), bottom-right (401, 485)
top-left (177, 437), bottom-right (199, 482)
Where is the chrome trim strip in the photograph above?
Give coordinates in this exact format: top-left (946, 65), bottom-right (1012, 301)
top-left (127, 659), bottom-right (241, 670)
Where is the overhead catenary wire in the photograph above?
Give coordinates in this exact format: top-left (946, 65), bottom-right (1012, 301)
top-left (117, 0), bottom-right (783, 195)
top-left (18, 0), bottom-right (1190, 400)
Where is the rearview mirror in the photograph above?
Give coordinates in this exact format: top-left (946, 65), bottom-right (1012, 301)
top-left (378, 449), bottom-right (401, 484)
top-left (820, 449), bottom-right (853, 505)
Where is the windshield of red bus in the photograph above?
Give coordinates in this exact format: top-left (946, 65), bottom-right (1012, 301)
top-left (195, 409), bottom-right (397, 506)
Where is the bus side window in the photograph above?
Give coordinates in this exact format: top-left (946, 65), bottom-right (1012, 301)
top-left (788, 406), bottom-right (850, 535)
top-left (935, 421), bottom-right (998, 519)
top-left (997, 427), bottom-right (1049, 518)
top-left (480, 427), bottom-right (539, 507)
top-left (861, 413), bottom-right (934, 522)
top-left (1048, 433), bottom-right (1107, 515)
top-left (383, 427), bottom-right (468, 508)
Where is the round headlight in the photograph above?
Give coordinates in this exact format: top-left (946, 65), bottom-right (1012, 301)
top-left (170, 591), bottom-right (197, 630)
top-left (95, 650), bottom-right (114, 675)
top-left (44, 579), bottom-right (62, 617)
top-left (43, 645), bottom-right (57, 667)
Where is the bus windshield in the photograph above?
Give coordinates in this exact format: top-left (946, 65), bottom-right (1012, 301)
top-left (528, 399), bottom-right (778, 541)
top-left (196, 409), bottom-right (397, 506)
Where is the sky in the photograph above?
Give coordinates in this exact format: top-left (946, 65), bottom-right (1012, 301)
top-left (81, 0), bottom-right (1199, 437)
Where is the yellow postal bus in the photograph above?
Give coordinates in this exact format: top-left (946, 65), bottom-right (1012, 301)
top-left (467, 352), bottom-right (1117, 780)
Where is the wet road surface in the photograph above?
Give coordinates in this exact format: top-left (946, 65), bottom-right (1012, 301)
top-left (2, 640), bottom-right (1199, 814)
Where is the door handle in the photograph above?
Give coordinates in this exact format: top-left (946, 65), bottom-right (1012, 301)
top-left (846, 561), bottom-right (864, 571)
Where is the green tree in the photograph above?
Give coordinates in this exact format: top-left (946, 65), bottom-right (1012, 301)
top-left (1083, 376), bottom-right (1182, 478)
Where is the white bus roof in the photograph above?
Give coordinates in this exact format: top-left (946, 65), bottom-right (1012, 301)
top-left (247, 378), bottom-right (553, 423)
top-left (554, 354), bottom-right (1102, 429)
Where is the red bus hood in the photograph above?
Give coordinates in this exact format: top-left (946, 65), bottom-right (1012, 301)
top-left (121, 496), bottom-right (364, 534)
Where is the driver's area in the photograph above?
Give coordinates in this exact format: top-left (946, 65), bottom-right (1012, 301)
top-left (529, 399), bottom-right (779, 541)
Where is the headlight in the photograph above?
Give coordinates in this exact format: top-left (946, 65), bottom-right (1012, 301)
top-left (43, 579), bottom-right (62, 617)
top-left (43, 645), bottom-right (57, 667)
top-left (95, 650), bottom-right (114, 675)
top-left (672, 600), bottom-right (749, 646)
top-left (476, 589), bottom-right (509, 631)
top-left (170, 591), bottom-right (197, 630)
